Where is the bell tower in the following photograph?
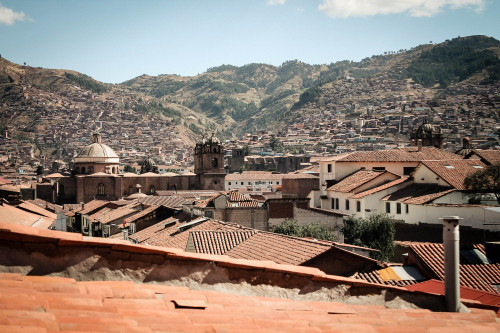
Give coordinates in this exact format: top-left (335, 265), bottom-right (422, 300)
top-left (194, 133), bottom-right (225, 174)
top-left (194, 133), bottom-right (225, 190)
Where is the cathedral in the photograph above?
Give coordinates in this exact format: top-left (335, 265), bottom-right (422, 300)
top-left (40, 132), bottom-right (226, 203)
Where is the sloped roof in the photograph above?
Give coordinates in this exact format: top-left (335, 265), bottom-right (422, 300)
top-left (17, 201), bottom-right (57, 219)
top-left (349, 177), bottom-right (409, 199)
top-left (465, 149), bottom-right (500, 165)
top-left (406, 279), bottom-right (500, 316)
top-left (135, 195), bottom-right (189, 209)
top-left (188, 230), bottom-right (256, 255)
top-left (225, 232), bottom-right (332, 266)
top-left (420, 159), bottom-right (487, 190)
top-left (0, 202), bottom-right (54, 229)
top-left (327, 170), bottom-right (385, 193)
top-left (409, 242), bottom-right (500, 293)
top-left (0, 223), bottom-right (499, 331)
top-left (88, 205), bottom-right (137, 224)
top-left (78, 200), bottom-right (108, 215)
top-left (2, 273), bottom-right (499, 332)
top-left (382, 183), bottom-right (456, 204)
top-left (336, 146), bottom-right (462, 162)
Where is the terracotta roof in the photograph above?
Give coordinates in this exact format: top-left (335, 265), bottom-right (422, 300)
top-left (26, 198), bottom-right (64, 213)
top-left (1, 273), bottom-right (499, 333)
top-left (420, 159), bottom-right (487, 190)
top-left (352, 268), bottom-right (419, 288)
top-left (225, 232), bottom-right (332, 266)
top-left (337, 146), bottom-right (462, 162)
top-left (382, 183), bottom-right (456, 204)
top-left (327, 170), bottom-right (385, 193)
top-left (466, 149), bottom-right (500, 165)
top-left (88, 205), bottom-right (138, 224)
top-left (17, 201), bottom-right (57, 219)
top-left (0, 176), bottom-right (11, 185)
top-left (136, 195), bottom-right (188, 209)
top-left (122, 205), bottom-right (160, 224)
top-left (349, 177), bottom-right (409, 199)
top-left (134, 218), bottom-right (249, 249)
top-left (0, 202), bottom-right (54, 229)
top-left (409, 242), bottom-right (500, 293)
top-left (0, 223), bottom-right (499, 331)
top-left (188, 230), bottom-right (256, 255)
top-left (406, 279), bottom-right (500, 317)
top-left (226, 173), bottom-right (284, 181)
top-left (283, 173), bottom-right (319, 179)
top-left (78, 200), bottom-right (108, 215)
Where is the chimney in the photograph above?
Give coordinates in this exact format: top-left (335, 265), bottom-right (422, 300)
top-left (417, 139), bottom-right (423, 152)
top-left (122, 229), bottom-right (129, 241)
top-left (462, 137), bottom-right (471, 150)
top-left (441, 216), bottom-right (462, 312)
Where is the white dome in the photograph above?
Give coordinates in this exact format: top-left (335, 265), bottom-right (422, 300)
top-left (74, 133), bottom-right (119, 164)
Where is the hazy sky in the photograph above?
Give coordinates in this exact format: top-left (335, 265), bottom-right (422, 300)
top-left (1, 0), bottom-right (499, 83)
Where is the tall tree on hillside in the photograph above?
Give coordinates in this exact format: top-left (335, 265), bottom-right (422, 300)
top-left (464, 164), bottom-right (500, 204)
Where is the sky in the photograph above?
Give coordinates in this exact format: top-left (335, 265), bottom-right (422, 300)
top-left (0, 0), bottom-right (499, 84)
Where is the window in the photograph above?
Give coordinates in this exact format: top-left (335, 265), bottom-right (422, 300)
top-left (228, 182), bottom-right (232, 185)
top-left (373, 167), bottom-right (385, 171)
top-left (81, 167), bottom-right (86, 174)
top-left (405, 204), bottom-right (409, 214)
top-left (356, 201), bottom-right (361, 212)
top-left (211, 158), bottom-right (218, 168)
top-left (345, 199), bottom-right (350, 211)
top-left (248, 182), bottom-right (251, 185)
top-left (403, 167), bottom-right (415, 176)
top-left (98, 183), bottom-right (105, 195)
top-left (327, 164), bottom-right (332, 173)
top-left (277, 181), bottom-right (279, 185)
top-left (149, 185), bottom-right (155, 195)
top-left (331, 198), bottom-right (340, 210)
top-left (396, 202), bottom-right (401, 214)
top-left (385, 202), bottom-right (391, 213)
top-left (214, 180), bottom-right (218, 185)
top-left (241, 182), bottom-right (244, 185)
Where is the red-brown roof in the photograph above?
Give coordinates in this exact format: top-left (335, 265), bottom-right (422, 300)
top-left (327, 170), bottom-right (386, 193)
top-left (225, 232), bottom-right (333, 266)
top-left (0, 224), bottom-right (499, 332)
top-left (337, 146), bottom-right (462, 162)
top-left (420, 159), bottom-right (487, 190)
top-left (1, 273), bottom-right (499, 332)
top-left (188, 230), bottom-right (256, 255)
top-left (78, 200), bottom-right (108, 215)
top-left (409, 242), bottom-right (500, 293)
top-left (466, 149), bottom-right (500, 165)
top-left (406, 279), bottom-right (500, 316)
top-left (17, 201), bottom-right (57, 219)
top-left (349, 177), bottom-right (409, 199)
top-left (382, 184), bottom-right (456, 204)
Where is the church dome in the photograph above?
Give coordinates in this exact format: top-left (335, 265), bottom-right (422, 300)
top-left (74, 133), bottom-right (120, 164)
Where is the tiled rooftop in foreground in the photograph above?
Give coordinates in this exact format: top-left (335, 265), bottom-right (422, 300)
top-left (0, 222), bottom-right (499, 332)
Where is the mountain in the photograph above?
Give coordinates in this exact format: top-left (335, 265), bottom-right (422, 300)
top-left (0, 35), bottom-right (499, 166)
top-left (122, 35), bottom-right (500, 135)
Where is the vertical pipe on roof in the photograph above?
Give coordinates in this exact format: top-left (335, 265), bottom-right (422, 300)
top-left (441, 216), bottom-right (461, 312)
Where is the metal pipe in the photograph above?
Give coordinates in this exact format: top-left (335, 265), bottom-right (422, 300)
top-left (441, 216), bottom-right (461, 312)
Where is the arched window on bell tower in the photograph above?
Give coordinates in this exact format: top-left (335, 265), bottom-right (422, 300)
top-left (211, 157), bottom-right (218, 168)
top-left (98, 183), bottom-right (105, 195)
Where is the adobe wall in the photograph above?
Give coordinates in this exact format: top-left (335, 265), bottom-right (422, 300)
top-left (225, 207), bottom-right (268, 230)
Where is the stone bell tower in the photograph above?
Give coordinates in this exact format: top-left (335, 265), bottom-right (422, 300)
top-left (194, 133), bottom-right (225, 190)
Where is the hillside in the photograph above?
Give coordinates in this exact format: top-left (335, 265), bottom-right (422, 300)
top-left (0, 35), bottom-right (499, 168)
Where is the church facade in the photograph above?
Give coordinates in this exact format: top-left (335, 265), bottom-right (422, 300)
top-left (41, 133), bottom-right (226, 204)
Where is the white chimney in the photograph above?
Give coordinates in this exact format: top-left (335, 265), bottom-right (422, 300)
top-left (441, 216), bottom-right (462, 312)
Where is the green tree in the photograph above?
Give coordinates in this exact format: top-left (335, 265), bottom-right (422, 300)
top-left (269, 134), bottom-right (283, 153)
top-left (342, 214), bottom-right (395, 262)
top-left (124, 165), bottom-right (136, 173)
top-left (464, 164), bottom-right (500, 204)
top-left (36, 165), bottom-right (44, 176)
top-left (272, 219), bottom-right (336, 242)
top-left (243, 144), bottom-right (251, 156)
